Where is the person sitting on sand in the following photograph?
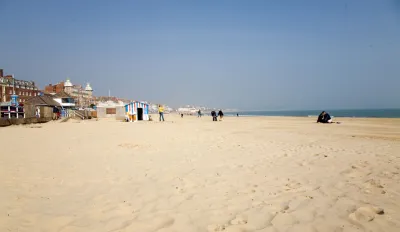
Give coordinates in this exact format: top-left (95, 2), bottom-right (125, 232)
top-left (317, 111), bottom-right (332, 123)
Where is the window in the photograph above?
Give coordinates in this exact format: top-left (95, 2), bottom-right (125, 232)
top-left (34, 93), bottom-right (36, 96)
top-left (61, 98), bottom-right (75, 103)
top-left (29, 92), bottom-right (31, 96)
top-left (106, 108), bottom-right (116, 114)
top-left (9, 90), bottom-right (12, 94)
top-left (19, 92), bottom-right (21, 95)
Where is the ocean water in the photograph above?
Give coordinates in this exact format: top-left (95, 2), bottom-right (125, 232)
top-left (225, 109), bottom-right (400, 118)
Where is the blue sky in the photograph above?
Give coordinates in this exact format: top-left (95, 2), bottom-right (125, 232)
top-left (0, 0), bottom-right (399, 110)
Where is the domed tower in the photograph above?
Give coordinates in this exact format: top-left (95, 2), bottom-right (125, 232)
top-left (85, 83), bottom-right (93, 96)
top-left (64, 78), bottom-right (73, 94)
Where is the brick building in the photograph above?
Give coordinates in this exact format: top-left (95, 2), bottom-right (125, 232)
top-left (44, 78), bottom-right (94, 108)
top-left (0, 69), bottom-right (40, 104)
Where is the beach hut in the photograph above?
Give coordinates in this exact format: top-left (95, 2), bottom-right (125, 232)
top-left (24, 94), bottom-right (61, 119)
top-left (96, 100), bottom-right (126, 120)
top-left (125, 101), bottom-right (149, 122)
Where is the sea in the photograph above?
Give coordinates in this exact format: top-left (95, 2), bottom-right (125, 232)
top-left (224, 109), bottom-right (400, 118)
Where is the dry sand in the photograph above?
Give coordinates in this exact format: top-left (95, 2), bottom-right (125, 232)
top-left (1, 115), bottom-right (400, 232)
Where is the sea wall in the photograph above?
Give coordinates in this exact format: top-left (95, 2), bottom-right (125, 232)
top-left (0, 117), bottom-right (52, 127)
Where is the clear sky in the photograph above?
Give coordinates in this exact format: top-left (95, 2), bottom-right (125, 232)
top-left (1, 0), bottom-right (399, 110)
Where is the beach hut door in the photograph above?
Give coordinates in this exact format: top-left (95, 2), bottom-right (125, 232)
top-left (137, 108), bottom-right (143, 120)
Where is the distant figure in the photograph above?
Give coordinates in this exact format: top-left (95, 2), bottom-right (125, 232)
top-left (218, 110), bottom-right (224, 121)
top-left (317, 111), bottom-right (332, 123)
top-left (237, 113), bottom-right (239, 117)
top-left (158, 105), bottom-right (165, 121)
top-left (53, 106), bottom-right (58, 120)
top-left (211, 110), bottom-right (217, 121)
top-left (181, 113), bottom-right (183, 118)
top-left (35, 107), bottom-right (40, 118)
top-left (198, 109), bottom-right (202, 118)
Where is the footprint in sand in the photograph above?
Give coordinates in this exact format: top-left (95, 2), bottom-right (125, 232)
top-left (280, 202), bottom-right (290, 213)
top-left (118, 143), bottom-right (146, 149)
top-left (341, 166), bottom-right (363, 178)
top-left (349, 205), bottom-right (384, 223)
top-left (230, 215), bottom-right (248, 225)
top-left (284, 181), bottom-right (302, 191)
top-left (207, 224), bottom-right (227, 232)
top-left (364, 179), bottom-right (384, 189)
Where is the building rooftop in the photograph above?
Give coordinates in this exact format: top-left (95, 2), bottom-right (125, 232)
top-left (0, 76), bottom-right (37, 88)
top-left (54, 91), bottom-right (73, 98)
top-left (25, 94), bottom-right (61, 107)
top-left (64, 78), bottom-right (73, 87)
top-left (85, 83), bottom-right (93, 91)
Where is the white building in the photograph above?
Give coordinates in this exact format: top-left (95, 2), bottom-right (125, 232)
top-left (177, 107), bottom-right (198, 114)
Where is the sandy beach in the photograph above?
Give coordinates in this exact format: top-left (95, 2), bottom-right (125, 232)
top-left (1, 115), bottom-right (400, 232)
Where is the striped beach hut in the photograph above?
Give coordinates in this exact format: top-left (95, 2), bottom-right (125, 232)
top-left (125, 101), bottom-right (149, 121)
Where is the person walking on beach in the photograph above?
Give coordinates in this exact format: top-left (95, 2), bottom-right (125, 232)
top-left (158, 104), bottom-right (165, 121)
top-left (218, 110), bottom-right (224, 121)
top-left (211, 110), bottom-right (217, 121)
top-left (198, 109), bottom-right (202, 118)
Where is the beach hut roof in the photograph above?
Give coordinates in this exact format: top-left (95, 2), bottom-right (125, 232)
top-left (54, 91), bottom-right (73, 98)
top-left (125, 101), bottom-right (149, 106)
top-left (25, 95), bottom-right (61, 107)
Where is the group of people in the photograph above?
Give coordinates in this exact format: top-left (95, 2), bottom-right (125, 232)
top-left (53, 106), bottom-right (61, 120)
top-left (317, 111), bottom-right (334, 123)
top-left (159, 106), bottom-right (335, 124)
top-left (211, 110), bottom-right (224, 121)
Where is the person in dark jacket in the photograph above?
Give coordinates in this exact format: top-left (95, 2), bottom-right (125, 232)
top-left (211, 111), bottom-right (217, 121)
top-left (317, 111), bottom-right (325, 123)
top-left (317, 111), bottom-right (332, 123)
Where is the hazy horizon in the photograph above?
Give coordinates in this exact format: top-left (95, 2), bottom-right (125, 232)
top-left (1, 0), bottom-right (399, 110)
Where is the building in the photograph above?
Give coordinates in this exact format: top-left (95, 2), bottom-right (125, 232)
top-left (125, 101), bottom-right (150, 121)
top-left (52, 91), bottom-right (76, 108)
top-left (96, 100), bottom-right (126, 120)
top-left (24, 94), bottom-right (61, 119)
top-left (177, 107), bottom-right (197, 114)
top-left (44, 78), bottom-right (94, 108)
top-left (95, 96), bottom-right (131, 105)
top-left (0, 69), bottom-right (40, 104)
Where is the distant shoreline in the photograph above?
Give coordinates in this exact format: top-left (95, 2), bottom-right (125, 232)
top-left (223, 115), bottom-right (400, 120)
top-left (223, 109), bottom-right (400, 118)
